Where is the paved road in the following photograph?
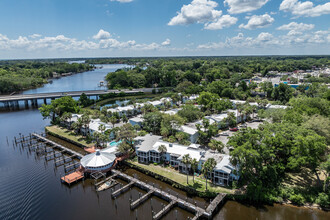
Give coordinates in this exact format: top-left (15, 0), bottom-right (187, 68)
top-left (0, 88), bottom-right (155, 102)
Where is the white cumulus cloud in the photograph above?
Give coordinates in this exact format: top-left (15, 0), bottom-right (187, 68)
top-left (280, 0), bottom-right (330, 17)
top-left (29, 34), bottom-right (42, 39)
top-left (197, 29), bottom-right (330, 50)
top-left (93, 29), bottom-right (111, 40)
top-left (277, 22), bottom-right (314, 32)
top-left (168, 0), bottom-right (222, 26)
top-left (239, 14), bottom-right (274, 30)
top-left (204, 15), bottom-right (238, 30)
top-left (224, 0), bottom-right (269, 14)
top-left (161, 38), bottom-right (171, 46)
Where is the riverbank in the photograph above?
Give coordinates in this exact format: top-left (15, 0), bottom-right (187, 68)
top-left (0, 62), bottom-right (95, 95)
top-left (44, 127), bottom-right (329, 215)
top-left (45, 126), bottom-right (94, 148)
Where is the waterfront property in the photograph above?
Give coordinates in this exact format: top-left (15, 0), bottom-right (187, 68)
top-left (134, 134), bottom-right (239, 186)
top-left (80, 149), bottom-right (117, 172)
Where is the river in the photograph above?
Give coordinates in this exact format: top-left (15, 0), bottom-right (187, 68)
top-left (0, 64), bottom-right (328, 220)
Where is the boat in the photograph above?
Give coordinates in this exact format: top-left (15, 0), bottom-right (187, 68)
top-left (96, 179), bottom-right (118, 191)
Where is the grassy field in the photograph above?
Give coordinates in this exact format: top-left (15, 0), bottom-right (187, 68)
top-left (127, 159), bottom-right (234, 194)
top-left (46, 125), bottom-right (94, 148)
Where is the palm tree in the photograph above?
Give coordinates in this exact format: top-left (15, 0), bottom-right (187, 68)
top-left (93, 131), bottom-right (101, 147)
top-left (60, 112), bottom-right (72, 128)
top-left (190, 158), bottom-right (198, 183)
top-left (164, 101), bottom-right (171, 110)
top-left (98, 124), bottom-right (106, 147)
top-left (76, 117), bottom-right (84, 135)
top-left (98, 124), bottom-right (106, 133)
top-left (201, 162), bottom-right (209, 190)
top-left (236, 103), bottom-right (243, 123)
top-left (122, 114), bottom-right (128, 123)
top-left (208, 139), bottom-right (224, 153)
top-left (81, 114), bottom-right (90, 136)
top-left (158, 144), bottom-right (167, 165)
top-left (175, 132), bottom-right (186, 143)
top-left (110, 116), bottom-right (117, 128)
top-left (71, 122), bottom-right (79, 134)
top-left (99, 133), bottom-right (109, 148)
top-left (182, 154), bottom-right (192, 184)
top-left (202, 158), bottom-right (217, 190)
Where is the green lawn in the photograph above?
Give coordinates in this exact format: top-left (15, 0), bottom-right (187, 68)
top-left (127, 160), bottom-right (234, 194)
top-left (46, 125), bottom-right (94, 148)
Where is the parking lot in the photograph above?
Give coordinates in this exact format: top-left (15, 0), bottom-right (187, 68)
top-left (213, 120), bottom-right (264, 154)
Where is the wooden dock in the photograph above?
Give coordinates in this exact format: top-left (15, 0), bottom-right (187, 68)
top-left (112, 180), bottom-right (136, 198)
top-left (110, 169), bottom-right (226, 219)
top-left (32, 133), bottom-right (84, 158)
top-left (206, 193), bottom-right (227, 214)
top-left (130, 189), bottom-right (154, 209)
top-left (153, 200), bottom-right (177, 220)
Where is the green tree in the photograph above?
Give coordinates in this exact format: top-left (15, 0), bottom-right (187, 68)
top-left (81, 114), bottom-right (90, 136)
top-left (197, 92), bottom-right (219, 112)
top-left (116, 123), bottom-right (137, 145)
top-left (272, 83), bottom-right (294, 104)
top-left (161, 114), bottom-right (184, 136)
top-left (208, 139), bottom-right (224, 153)
top-left (122, 114), bottom-right (128, 123)
top-left (182, 154), bottom-right (192, 184)
top-left (196, 118), bottom-right (218, 145)
top-left (178, 104), bottom-right (203, 122)
top-left (143, 112), bottom-right (163, 134)
top-left (158, 144), bottom-right (167, 165)
top-left (202, 158), bottom-right (216, 190)
top-left (110, 116), bottom-right (117, 128)
top-left (39, 96), bottom-right (79, 122)
top-left (118, 142), bottom-right (132, 154)
top-left (190, 158), bottom-right (199, 183)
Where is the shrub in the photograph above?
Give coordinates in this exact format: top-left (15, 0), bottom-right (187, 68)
top-left (316, 193), bottom-right (330, 208)
top-left (289, 194), bottom-right (305, 206)
top-left (138, 130), bottom-right (147, 136)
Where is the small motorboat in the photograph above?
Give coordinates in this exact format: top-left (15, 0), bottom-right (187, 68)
top-left (97, 179), bottom-right (118, 191)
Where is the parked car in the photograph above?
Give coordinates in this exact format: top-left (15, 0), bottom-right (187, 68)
top-left (220, 132), bottom-right (229, 136)
top-left (229, 127), bottom-right (239, 132)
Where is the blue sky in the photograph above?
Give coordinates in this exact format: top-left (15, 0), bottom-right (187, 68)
top-left (0, 0), bottom-right (329, 59)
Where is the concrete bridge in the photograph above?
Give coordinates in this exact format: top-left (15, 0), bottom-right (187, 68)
top-left (0, 88), bottom-right (155, 109)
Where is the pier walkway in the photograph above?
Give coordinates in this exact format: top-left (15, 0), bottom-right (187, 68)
top-left (111, 169), bottom-right (226, 219)
top-left (32, 133), bottom-right (84, 158)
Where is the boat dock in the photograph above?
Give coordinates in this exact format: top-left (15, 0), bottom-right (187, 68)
top-left (32, 133), bottom-right (84, 158)
top-left (29, 133), bottom-right (85, 184)
top-left (110, 169), bottom-right (226, 219)
top-left (130, 189), bottom-right (154, 209)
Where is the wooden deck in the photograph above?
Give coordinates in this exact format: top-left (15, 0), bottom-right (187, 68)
top-left (61, 171), bottom-right (84, 184)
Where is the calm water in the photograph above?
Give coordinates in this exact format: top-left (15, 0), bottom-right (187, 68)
top-left (0, 64), bottom-right (328, 220)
